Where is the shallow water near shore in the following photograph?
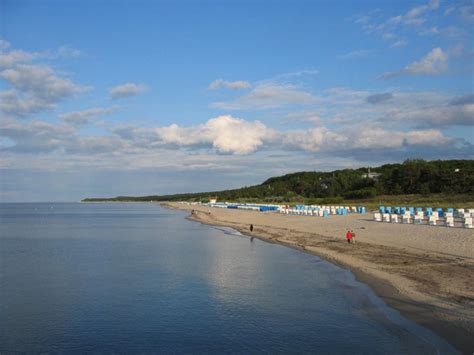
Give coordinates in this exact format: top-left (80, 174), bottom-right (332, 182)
top-left (0, 203), bottom-right (458, 353)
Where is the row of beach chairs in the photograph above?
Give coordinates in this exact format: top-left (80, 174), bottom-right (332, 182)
top-left (379, 206), bottom-right (474, 218)
top-left (279, 205), bottom-right (365, 217)
top-left (374, 207), bottom-right (474, 228)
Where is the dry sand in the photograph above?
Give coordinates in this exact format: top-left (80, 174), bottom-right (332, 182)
top-left (164, 202), bottom-right (474, 354)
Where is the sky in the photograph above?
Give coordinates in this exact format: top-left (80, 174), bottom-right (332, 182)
top-left (0, 0), bottom-right (473, 201)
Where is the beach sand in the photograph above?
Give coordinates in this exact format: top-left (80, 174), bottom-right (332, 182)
top-left (164, 202), bottom-right (474, 354)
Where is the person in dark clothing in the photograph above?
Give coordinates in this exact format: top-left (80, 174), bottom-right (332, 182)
top-left (250, 224), bottom-right (254, 232)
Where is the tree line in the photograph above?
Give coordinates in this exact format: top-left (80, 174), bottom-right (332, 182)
top-left (82, 159), bottom-right (474, 203)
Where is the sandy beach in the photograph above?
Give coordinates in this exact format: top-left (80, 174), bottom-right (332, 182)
top-left (164, 202), bottom-right (474, 354)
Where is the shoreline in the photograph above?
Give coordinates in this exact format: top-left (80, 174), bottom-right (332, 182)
top-left (163, 202), bottom-right (474, 354)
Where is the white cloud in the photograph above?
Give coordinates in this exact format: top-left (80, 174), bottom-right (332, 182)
top-left (109, 83), bottom-right (147, 99)
top-left (460, 3), bottom-right (474, 22)
top-left (212, 83), bottom-right (318, 110)
top-left (390, 39), bottom-right (408, 48)
top-left (284, 126), bottom-right (453, 153)
top-left (386, 0), bottom-right (440, 26)
top-left (272, 69), bottom-right (320, 80)
top-left (0, 43), bottom-right (81, 68)
top-left (355, 0), bottom-right (443, 47)
top-left (59, 107), bottom-right (118, 126)
top-left (380, 47), bottom-right (448, 79)
top-left (0, 90), bottom-right (54, 117)
top-left (0, 50), bottom-right (37, 68)
top-left (0, 39), bottom-right (10, 50)
top-left (389, 103), bottom-right (474, 127)
top-left (155, 115), bottom-right (275, 154)
top-left (1, 64), bottom-right (88, 102)
top-left (281, 110), bottom-right (322, 124)
top-left (419, 26), bottom-right (439, 35)
top-left (405, 129), bottom-right (452, 145)
top-left (284, 127), bottom-right (347, 152)
top-left (0, 119), bottom-right (77, 153)
top-left (0, 64), bottom-right (89, 117)
top-left (208, 79), bottom-right (251, 90)
top-left (337, 50), bottom-right (371, 59)
top-left (57, 45), bottom-right (82, 58)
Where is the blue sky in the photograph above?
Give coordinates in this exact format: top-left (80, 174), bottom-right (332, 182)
top-left (0, 0), bottom-right (473, 201)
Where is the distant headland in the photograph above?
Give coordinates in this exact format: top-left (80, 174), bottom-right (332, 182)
top-left (82, 159), bottom-right (474, 208)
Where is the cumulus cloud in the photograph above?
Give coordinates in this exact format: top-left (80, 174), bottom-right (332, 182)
top-left (212, 83), bottom-right (318, 110)
top-left (320, 88), bottom-right (473, 128)
top-left (284, 126), bottom-right (453, 153)
top-left (0, 50), bottom-right (37, 68)
top-left (405, 129), bottom-right (452, 145)
top-left (389, 103), bottom-right (474, 127)
top-left (111, 113), bottom-right (460, 157)
top-left (208, 79), bottom-right (251, 90)
top-left (156, 115), bottom-right (275, 154)
top-left (0, 119), bottom-right (76, 153)
top-left (109, 83), bottom-right (147, 99)
top-left (284, 127), bottom-right (347, 152)
top-left (0, 64), bottom-right (88, 117)
top-left (59, 107), bottom-right (118, 126)
top-left (1, 64), bottom-right (87, 101)
top-left (0, 118), bottom-right (127, 155)
top-left (0, 90), bottom-right (54, 117)
top-left (380, 47), bottom-right (448, 79)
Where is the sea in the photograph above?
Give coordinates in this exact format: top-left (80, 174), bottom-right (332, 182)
top-left (0, 203), bottom-right (458, 353)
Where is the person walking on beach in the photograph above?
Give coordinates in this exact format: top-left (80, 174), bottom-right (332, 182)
top-left (346, 230), bottom-right (353, 244)
top-left (250, 224), bottom-right (254, 232)
top-left (350, 230), bottom-right (356, 244)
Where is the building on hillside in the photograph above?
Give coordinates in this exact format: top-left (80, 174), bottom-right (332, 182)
top-left (363, 168), bottom-right (381, 180)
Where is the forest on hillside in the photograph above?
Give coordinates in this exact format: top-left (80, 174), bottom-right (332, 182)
top-left (83, 160), bottom-right (474, 203)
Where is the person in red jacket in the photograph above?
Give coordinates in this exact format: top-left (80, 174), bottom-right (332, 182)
top-left (346, 230), bottom-right (353, 244)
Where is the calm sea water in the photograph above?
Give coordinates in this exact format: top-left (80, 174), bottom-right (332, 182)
top-left (0, 203), bottom-right (457, 354)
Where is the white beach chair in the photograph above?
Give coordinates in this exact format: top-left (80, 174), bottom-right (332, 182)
top-left (414, 215), bottom-right (423, 224)
top-left (402, 215), bottom-right (411, 224)
top-left (383, 213), bottom-right (390, 222)
top-left (374, 213), bottom-right (382, 222)
top-left (445, 216), bottom-right (454, 227)
top-left (464, 217), bottom-right (473, 229)
top-left (428, 216), bottom-right (438, 226)
top-left (391, 214), bottom-right (399, 223)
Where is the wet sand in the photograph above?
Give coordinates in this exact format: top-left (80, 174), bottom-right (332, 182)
top-left (163, 202), bottom-right (474, 354)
